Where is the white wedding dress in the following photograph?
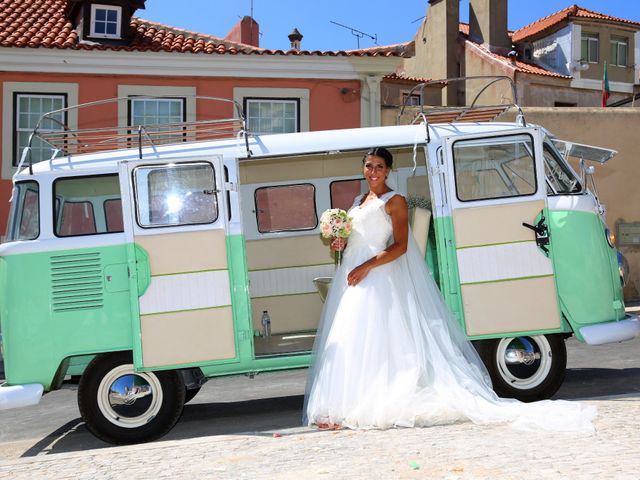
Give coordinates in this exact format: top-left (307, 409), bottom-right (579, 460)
top-left (304, 191), bottom-right (596, 432)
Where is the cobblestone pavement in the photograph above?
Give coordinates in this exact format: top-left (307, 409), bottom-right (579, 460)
top-left (0, 395), bottom-right (637, 480)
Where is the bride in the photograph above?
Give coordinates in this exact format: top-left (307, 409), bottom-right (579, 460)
top-left (304, 147), bottom-right (596, 432)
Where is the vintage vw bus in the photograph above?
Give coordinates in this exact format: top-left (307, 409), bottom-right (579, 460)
top-left (0, 80), bottom-right (638, 444)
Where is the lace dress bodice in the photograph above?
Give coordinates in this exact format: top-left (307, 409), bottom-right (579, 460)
top-left (344, 191), bottom-right (396, 260)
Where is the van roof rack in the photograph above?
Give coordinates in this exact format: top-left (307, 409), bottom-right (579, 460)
top-left (22, 95), bottom-right (250, 174)
top-left (397, 76), bottom-right (525, 128)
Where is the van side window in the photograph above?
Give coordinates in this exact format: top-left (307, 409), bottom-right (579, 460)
top-left (453, 134), bottom-right (537, 202)
top-left (330, 179), bottom-right (366, 210)
top-left (54, 175), bottom-right (122, 237)
top-left (134, 162), bottom-right (218, 228)
top-left (255, 184), bottom-right (317, 233)
top-left (6, 181), bottom-right (39, 241)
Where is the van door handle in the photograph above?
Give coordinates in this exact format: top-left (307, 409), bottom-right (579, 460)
top-left (522, 216), bottom-right (550, 254)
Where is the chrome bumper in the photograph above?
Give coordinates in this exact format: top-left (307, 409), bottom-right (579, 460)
top-left (0, 383), bottom-right (43, 410)
top-left (579, 314), bottom-right (640, 345)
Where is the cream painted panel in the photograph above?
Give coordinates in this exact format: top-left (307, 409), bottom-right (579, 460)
top-left (135, 229), bottom-right (227, 275)
top-left (252, 293), bottom-right (323, 334)
top-left (241, 157), bottom-right (326, 183)
top-left (457, 242), bottom-right (553, 284)
top-left (453, 200), bottom-right (545, 248)
top-left (240, 148), bottom-right (418, 184)
top-left (246, 235), bottom-right (331, 270)
top-left (462, 276), bottom-right (561, 336)
top-left (410, 207), bottom-right (431, 258)
top-left (140, 270), bottom-right (231, 315)
top-left (249, 264), bottom-right (334, 298)
top-left (141, 307), bottom-right (235, 367)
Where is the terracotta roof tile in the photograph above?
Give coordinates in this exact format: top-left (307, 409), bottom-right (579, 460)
top-left (384, 73), bottom-right (436, 84)
top-left (512, 4), bottom-right (640, 43)
top-left (466, 40), bottom-right (572, 79)
top-left (0, 0), bottom-right (405, 57)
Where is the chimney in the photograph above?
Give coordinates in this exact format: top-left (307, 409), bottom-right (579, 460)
top-left (225, 16), bottom-right (259, 47)
top-left (423, 0), bottom-right (460, 105)
top-left (469, 0), bottom-right (511, 54)
top-left (288, 28), bottom-right (303, 51)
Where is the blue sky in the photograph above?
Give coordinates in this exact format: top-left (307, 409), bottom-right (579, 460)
top-left (140, 1), bottom-right (640, 51)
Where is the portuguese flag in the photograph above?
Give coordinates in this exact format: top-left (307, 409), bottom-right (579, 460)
top-left (602, 61), bottom-right (610, 107)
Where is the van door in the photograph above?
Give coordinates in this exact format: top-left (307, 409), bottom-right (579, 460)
top-left (442, 129), bottom-right (561, 337)
top-left (119, 157), bottom-right (239, 370)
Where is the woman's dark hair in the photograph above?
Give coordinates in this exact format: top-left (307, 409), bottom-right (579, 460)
top-left (363, 147), bottom-right (393, 168)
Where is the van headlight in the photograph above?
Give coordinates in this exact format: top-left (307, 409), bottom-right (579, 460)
top-left (618, 251), bottom-right (629, 287)
top-left (605, 228), bottom-right (616, 248)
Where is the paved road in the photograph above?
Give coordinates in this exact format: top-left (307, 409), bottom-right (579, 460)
top-left (0, 335), bottom-right (638, 478)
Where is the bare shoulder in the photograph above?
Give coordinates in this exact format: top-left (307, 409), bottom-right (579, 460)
top-left (385, 194), bottom-right (408, 215)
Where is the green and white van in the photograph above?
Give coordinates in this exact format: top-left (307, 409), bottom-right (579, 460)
top-left (0, 90), bottom-right (638, 444)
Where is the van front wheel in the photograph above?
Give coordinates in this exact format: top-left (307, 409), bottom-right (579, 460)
top-left (78, 352), bottom-right (186, 445)
top-left (477, 334), bottom-right (566, 402)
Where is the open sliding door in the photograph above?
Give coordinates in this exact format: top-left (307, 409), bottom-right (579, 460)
top-left (119, 157), bottom-right (238, 370)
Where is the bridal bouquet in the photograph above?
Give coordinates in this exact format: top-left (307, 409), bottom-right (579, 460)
top-left (320, 208), bottom-right (353, 265)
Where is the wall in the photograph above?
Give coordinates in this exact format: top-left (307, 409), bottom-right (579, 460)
top-left (575, 21), bottom-right (637, 84)
top-left (532, 25), bottom-right (572, 76)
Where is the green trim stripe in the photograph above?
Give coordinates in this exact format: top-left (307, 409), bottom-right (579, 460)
top-left (456, 239), bottom-right (535, 250)
top-left (249, 262), bottom-right (334, 272)
top-left (251, 291), bottom-right (319, 300)
top-left (151, 267), bottom-right (228, 278)
top-left (140, 304), bottom-right (232, 317)
top-left (461, 273), bottom-right (554, 286)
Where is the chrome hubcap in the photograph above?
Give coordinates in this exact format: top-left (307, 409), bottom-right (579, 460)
top-left (496, 336), bottom-right (552, 390)
top-left (97, 364), bottom-right (163, 428)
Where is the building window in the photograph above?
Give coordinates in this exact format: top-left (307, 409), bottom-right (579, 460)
top-left (244, 98), bottom-right (299, 134)
top-left (14, 93), bottom-right (66, 167)
top-left (581, 33), bottom-right (599, 63)
top-left (134, 162), bottom-right (218, 228)
top-left (129, 97), bottom-right (186, 143)
top-left (610, 36), bottom-right (628, 67)
top-left (254, 184), bottom-right (317, 233)
top-left (453, 134), bottom-right (537, 202)
top-left (401, 93), bottom-right (422, 107)
top-left (90, 4), bottom-right (121, 39)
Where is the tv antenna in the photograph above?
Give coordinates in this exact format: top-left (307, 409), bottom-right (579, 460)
top-left (330, 21), bottom-right (378, 49)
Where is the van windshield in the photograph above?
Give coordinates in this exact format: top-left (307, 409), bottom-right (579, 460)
top-left (543, 140), bottom-right (581, 195)
top-left (6, 181), bottom-right (39, 242)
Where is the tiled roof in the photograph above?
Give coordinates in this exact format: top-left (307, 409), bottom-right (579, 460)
top-left (347, 42), bottom-right (412, 56)
top-left (383, 73), bottom-right (434, 83)
top-left (0, 0), bottom-right (404, 57)
top-left (512, 4), bottom-right (640, 43)
top-left (466, 40), bottom-right (572, 79)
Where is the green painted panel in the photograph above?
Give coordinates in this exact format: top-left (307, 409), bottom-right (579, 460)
top-left (0, 245), bottom-right (133, 390)
top-left (432, 216), bottom-right (465, 330)
top-left (548, 208), bottom-right (624, 331)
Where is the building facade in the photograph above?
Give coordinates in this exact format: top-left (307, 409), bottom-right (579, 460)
top-left (0, 0), bottom-right (402, 230)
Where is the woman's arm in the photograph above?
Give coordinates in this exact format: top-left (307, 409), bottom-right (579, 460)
top-left (347, 195), bottom-right (409, 286)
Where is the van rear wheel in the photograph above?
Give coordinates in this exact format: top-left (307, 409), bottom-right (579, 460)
top-left (78, 352), bottom-right (186, 445)
top-left (478, 334), bottom-right (566, 402)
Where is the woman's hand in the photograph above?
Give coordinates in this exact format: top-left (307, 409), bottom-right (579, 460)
top-left (330, 237), bottom-right (347, 251)
top-left (347, 262), bottom-right (372, 286)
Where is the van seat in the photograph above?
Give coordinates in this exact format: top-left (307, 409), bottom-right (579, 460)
top-left (410, 207), bottom-right (431, 258)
